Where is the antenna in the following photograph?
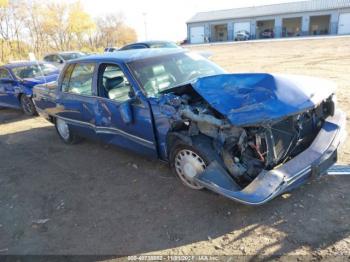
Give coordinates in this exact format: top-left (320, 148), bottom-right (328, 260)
top-left (142, 12), bottom-right (148, 40)
top-left (29, 52), bottom-right (47, 86)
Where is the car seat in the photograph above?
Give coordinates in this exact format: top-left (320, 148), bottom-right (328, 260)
top-left (105, 76), bottom-right (130, 101)
top-left (143, 65), bottom-right (175, 96)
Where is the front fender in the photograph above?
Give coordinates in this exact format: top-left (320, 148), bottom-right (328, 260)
top-left (15, 85), bottom-right (33, 98)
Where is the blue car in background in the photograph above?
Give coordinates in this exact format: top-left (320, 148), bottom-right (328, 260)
top-left (0, 61), bottom-right (59, 115)
top-left (32, 49), bottom-right (346, 205)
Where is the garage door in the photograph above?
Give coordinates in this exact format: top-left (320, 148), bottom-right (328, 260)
top-left (234, 22), bottom-right (251, 36)
top-left (338, 13), bottom-right (350, 34)
top-left (190, 26), bottom-right (205, 44)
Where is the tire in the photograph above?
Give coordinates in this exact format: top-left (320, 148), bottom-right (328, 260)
top-left (169, 135), bottom-right (220, 190)
top-left (20, 95), bottom-right (37, 116)
top-left (55, 118), bottom-right (81, 144)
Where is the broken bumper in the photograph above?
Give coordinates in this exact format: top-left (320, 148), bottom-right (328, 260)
top-left (194, 109), bottom-right (347, 205)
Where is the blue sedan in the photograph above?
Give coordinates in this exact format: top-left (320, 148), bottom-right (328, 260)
top-left (33, 49), bottom-right (346, 205)
top-left (0, 61), bottom-right (59, 115)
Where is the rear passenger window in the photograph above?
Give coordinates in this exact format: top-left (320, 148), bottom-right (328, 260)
top-left (61, 64), bottom-right (74, 92)
top-left (62, 63), bottom-right (94, 95)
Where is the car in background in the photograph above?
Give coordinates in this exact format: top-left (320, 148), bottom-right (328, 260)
top-left (119, 41), bottom-right (181, 51)
top-left (0, 61), bottom-right (59, 115)
top-left (179, 39), bottom-right (188, 45)
top-left (43, 51), bottom-right (86, 70)
top-left (235, 30), bottom-right (250, 41)
top-left (104, 47), bottom-right (119, 52)
top-left (33, 49), bottom-right (345, 205)
top-left (260, 29), bottom-right (274, 38)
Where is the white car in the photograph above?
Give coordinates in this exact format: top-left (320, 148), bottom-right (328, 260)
top-left (43, 52), bottom-right (86, 70)
top-left (235, 30), bottom-right (250, 41)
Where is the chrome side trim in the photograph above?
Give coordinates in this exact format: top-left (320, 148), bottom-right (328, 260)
top-left (96, 127), bottom-right (154, 148)
top-left (56, 116), bottom-right (154, 148)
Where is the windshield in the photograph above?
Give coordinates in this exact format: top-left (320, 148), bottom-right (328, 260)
top-left (149, 42), bottom-right (180, 49)
top-left (60, 52), bottom-right (85, 61)
top-left (12, 63), bottom-right (58, 79)
top-left (129, 52), bottom-right (225, 97)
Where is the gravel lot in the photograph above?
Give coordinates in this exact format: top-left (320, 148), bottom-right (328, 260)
top-left (0, 37), bottom-right (349, 259)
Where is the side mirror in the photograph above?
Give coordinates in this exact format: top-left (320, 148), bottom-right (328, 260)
top-left (119, 101), bottom-right (133, 124)
top-left (128, 89), bottom-right (135, 99)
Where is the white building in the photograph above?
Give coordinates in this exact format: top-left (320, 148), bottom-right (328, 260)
top-left (187, 0), bottom-right (350, 44)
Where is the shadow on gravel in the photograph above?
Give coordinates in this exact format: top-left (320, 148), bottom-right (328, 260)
top-left (0, 108), bottom-right (33, 125)
top-left (0, 118), bottom-right (349, 257)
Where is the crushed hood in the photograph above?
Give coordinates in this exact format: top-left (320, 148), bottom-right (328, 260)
top-left (192, 73), bottom-right (335, 126)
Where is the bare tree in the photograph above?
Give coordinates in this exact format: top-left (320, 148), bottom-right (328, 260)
top-left (0, 0), bottom-right (138, 64)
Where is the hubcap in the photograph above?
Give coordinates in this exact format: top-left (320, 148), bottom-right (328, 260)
top-left (174, 149), bottom-right (206, 190)
top-left (56, 119), bottom-right (70, 140)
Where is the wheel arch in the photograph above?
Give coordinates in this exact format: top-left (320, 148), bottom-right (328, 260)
top-left (166, 131), bottom-right (193, 161)
top-left (167, 132), bottom-right (221, 165)
top-left (17, 90), bottom-right (32, 102)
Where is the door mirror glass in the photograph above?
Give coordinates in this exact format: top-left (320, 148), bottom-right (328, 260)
top-left (119, 101), bottom-right (133, 124)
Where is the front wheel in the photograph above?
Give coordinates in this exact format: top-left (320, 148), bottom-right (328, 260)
top-left (55, 118), bottom-right (81, 144)
top-left (170, 136), bottom-right (223, 190)
top-left (172, 145), bottom-right (207, 190)
top-left (20, 95), bottom-right (37, 116)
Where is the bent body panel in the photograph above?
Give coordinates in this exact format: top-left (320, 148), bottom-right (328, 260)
top-left (194, 110), bottom-right (346, 205)
top-left (192, 74), bottom-right (335, 126)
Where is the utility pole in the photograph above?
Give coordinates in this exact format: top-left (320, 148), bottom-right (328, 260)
top-left (142, 12), bottom-right (148, 40)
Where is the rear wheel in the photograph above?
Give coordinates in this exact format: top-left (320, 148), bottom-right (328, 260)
top-left (20, 95), bottom-right (37, 116)
top-left (55, 118), bottom-right (81, 144)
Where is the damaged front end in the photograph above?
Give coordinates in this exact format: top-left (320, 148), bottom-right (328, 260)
top-left (158, 74), bottom-right (346, 205)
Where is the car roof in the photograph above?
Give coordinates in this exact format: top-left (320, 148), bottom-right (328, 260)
top-left (70, 48), bottom-right (185, 64)
top-left (133, 40), bottom-right (174, 45)
top-left (3, 61), bottom-right (46, 69)
top-left (44, 51), bottom-right (83, 56)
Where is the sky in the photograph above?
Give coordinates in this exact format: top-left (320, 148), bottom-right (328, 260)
top-left (78, 0), bottom-right (305, 41)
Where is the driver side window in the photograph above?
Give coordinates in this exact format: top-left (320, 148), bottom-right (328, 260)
top-left (98, 64), bottom-right (132, 103)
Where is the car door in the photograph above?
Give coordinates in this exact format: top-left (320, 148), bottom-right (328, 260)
top-left (95, 63), bottom-right (158, 157)
top-left (0, 68), bottom-right (20, 108)
top-left (55, 62), bottom-right (97, 138)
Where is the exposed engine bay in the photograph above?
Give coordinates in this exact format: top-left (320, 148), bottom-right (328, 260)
top-left (160, 84), bottom-right (335, 186)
